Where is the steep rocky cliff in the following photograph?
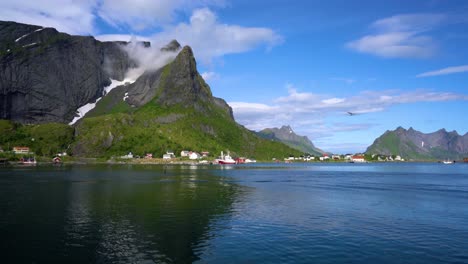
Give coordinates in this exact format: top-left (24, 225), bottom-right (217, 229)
top-left (366, 126), bottom-right (468, 160)
top-left (0, 21), bottom-right (144, 123)
top-left (85, 44), bottom-right (233, 120)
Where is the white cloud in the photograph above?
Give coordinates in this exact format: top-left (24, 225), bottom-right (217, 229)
top-left (230, 84), bottom-right (468, 133)
top-left (347, 13), bottom-right (447, 58)
top-left (0, 0), bottom-right (227, 34)
top-left (416, 65), bottom-right (468, 77)
top-left (94, 34), bottom-right (151, 42)
top-left (0, 3), bottom-right (281, 65)
top-left (371, 13), bottom-right (446, 33)
top-left (97, 0), bottom-right (225, 31)
top-left (152, 8), bottom-right (283, 64)
top-left (201, 71), bottom-right (219, 81)
top-left (347, 32), bottom-right (435, 58)
top-left (322, 98), bottom-right (345, 104)
top-left (0, 0), bottom-right (96, 35)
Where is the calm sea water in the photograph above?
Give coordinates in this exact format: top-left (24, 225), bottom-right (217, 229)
top-left (1, 163), bottom-right (467, 263)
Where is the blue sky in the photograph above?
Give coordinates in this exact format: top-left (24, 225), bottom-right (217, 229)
top-left (1, 0), bottom-right (467, 153)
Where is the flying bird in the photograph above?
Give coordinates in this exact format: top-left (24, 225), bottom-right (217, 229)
top-left (347, 112), bottom-right (356, 116)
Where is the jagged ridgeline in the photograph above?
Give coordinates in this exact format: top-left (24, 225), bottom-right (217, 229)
top-left (257, 125), bottom-right (324, 156)
top-left (366, 127), bottom-right (468, 160)
top-left (0, 21), bottom-right (301, 159)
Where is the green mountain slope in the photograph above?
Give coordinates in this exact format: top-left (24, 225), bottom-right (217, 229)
top-left (366, 126), bottom-right (468, 160)
top-left (0, 120), bottom-right (74, 156)
top-left (257, 125), bottom-right (324, 155)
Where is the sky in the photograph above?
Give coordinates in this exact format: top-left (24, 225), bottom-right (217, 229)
top-left (1, 0), bottom-right (467, 153)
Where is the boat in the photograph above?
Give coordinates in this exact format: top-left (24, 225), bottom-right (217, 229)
top-left (216, 151), bottom-right (236, 165)
top-left (442, 160), bottom-right (453, 164)
top-left (236, 157), bottom-right (246, 164)
top-left (20, 157), bottom-right (37, 165)
top-left (52, 156), bottom-right (62, 164)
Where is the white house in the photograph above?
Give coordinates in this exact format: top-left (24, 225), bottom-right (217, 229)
top-left (189, 152), bottom-right (201, 160)
top-left (332, 155), bottom-right (341, 160)
top-left (351, 155), bottom-right (366, 162)
top-left (163, 151), bottom-right (175, 159)
top-left (121, 152), bottom-right (133, 159)
top-left (181, 150), bottom-right (190, 157)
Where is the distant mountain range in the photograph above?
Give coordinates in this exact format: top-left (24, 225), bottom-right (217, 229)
top-left (366, 126), bottom-right (468, 160)
top-left (257, 125), bottom-right (324, 155)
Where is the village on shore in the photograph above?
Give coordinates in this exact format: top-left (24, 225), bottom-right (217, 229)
top-left (0, 145), bottom-right (420, 166)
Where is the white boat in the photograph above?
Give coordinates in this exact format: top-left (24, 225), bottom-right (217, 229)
top-left (215, 151), bottom-right (236, 165)
top-left (20, 157), bottom-right (37, 165)
top-left (442, 160), bottom-right (453, 164)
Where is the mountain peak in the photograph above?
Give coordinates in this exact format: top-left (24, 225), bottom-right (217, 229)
top-left (280, 125), bottom-right (293, 133)
top-left (257, 125), bottom-right (324, 155)
top-left (160, 40), bottom-right (181, 52)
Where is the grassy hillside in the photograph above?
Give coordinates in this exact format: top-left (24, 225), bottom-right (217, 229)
top-left (73, 101), bottom-right (301, 160)
top-left (366, 132), bottom-right (401, 155)
top-left (0, 120), bottom-right (74, 156)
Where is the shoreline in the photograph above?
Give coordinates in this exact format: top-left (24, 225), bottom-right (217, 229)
top-left (1, 158), bottom-right (461, 167)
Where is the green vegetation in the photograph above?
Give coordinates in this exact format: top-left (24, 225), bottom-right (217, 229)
top-left (0, 101), bottom-right (300, 161)
top-left (73, 99), bottom-right (301, 160)
top-left (0, 120), bottom-right (74, 156)
top-left (371, 132), bottom-right (401, 155)
top-left (366, 128), bottom-right (466, 161)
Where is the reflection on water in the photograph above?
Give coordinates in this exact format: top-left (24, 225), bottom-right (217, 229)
top-left (0, 165), bottom-right (243, 263)
top-left (1, 163), bottom-right (468, 263)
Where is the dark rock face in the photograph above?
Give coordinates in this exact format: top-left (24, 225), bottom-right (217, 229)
top-left (1, 21), bottom-right (234, 125)
top-left (366, 126), bottom-right (468, 160)
top-left (119, 45), bottom-right (234, 120)
top-left (257, 125), bottom-right (323, 155)
top-left (0, 21), bottom-right (142, 124)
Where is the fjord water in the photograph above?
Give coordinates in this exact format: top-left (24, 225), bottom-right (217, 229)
top-left (1, 163), bottom-right (467, 263)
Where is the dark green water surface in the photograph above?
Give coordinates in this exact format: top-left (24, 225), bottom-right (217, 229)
top-left (1, 163), bottom-right (467, 263)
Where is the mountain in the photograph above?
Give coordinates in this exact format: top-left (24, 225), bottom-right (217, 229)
top-left (257, 125), bottom-right (324, 155)
top-left (0, 21), bottom-right (145, 124)
top-left (0, 21), bottom-right (302, 160)
top-left (366, 126), bottom-right (468, 160)
top-left (71, 45), bottom-right (299, 159)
